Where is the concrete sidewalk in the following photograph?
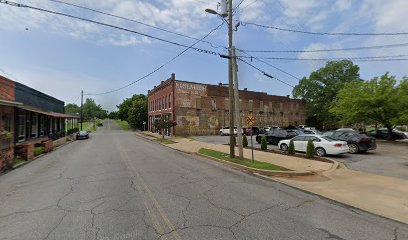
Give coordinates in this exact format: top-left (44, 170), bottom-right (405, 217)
top-left (139, 132), bottom-right (408, 224)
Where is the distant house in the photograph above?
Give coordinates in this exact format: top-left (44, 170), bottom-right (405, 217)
top-left (0, 75), bottom-right (79, 169)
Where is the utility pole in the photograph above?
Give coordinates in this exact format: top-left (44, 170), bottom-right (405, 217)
top-left (228, 0), bottom-right (235, 158)
top-left (80, 90), bottom-right (83, 131)
top-left (232, 47), bottom-right (243, 159)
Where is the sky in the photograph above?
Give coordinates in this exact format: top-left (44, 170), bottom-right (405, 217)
top-left (0, 0), bottom-right (407, 111)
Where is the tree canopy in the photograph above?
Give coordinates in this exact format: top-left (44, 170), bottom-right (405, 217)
top-left (116, 94), bottom-right (148, 130)
top-left (82, 98), bottom-right (108, 120)
top-left (292, 60), bottom-right (361, 129)
top-left (65, 103), bottom-right (80, 114)
top-left (330, 73), bottom-right (408, 138)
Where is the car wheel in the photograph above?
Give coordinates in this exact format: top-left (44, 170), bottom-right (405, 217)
top-left (280, 143), bottom-right (288, 151)
top-left (315, 147), bottom-right (326, 157)
top-left (348, 143), bottom-right (359, 154)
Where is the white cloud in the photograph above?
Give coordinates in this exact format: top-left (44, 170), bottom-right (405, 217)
top-left (0, 0), bottom-right (218, 47)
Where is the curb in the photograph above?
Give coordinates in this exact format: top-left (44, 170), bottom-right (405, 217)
top-left (135, 133), bottom-right (334, 177)
top-left (196, 153), bottom-right (316, 177)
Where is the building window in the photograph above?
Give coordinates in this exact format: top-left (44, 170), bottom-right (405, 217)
top-left (31, 113), bottom-right (38, 138)
top-left (18, 110), bottom-right (26, 142)
top-left (169, 94), bottom-right (172, 108)
top-left (211, 98), bottom-right (217, 111)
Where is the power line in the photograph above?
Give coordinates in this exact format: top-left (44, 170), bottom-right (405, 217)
top-left (236, 54), bottom-right (408, 61)
top-left (240, 21), bottom-right (408, 36)
top-left (260, 58), bottom-right (408, 63)
top-left (85, 22), bottom-right (225, 96)
top-left (236, 0), bottom-right (259, 13)
top-left (236, 49), bottom-right (301, 80)
top-left (49, 0), bottom-right (226, 50)
top-left (238, 42), bottom-right (408, 53)
top-left (0, 0), bottom-right (223, 57)
top-left (233, 0), bottom-right (246, 12)
top-left (238, 58), bottom-right (295, 88)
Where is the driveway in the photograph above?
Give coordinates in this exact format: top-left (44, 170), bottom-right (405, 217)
top-left (194, 135), bottom-right (408, 180)
top-left (0, 120), bottom-right (406, 239)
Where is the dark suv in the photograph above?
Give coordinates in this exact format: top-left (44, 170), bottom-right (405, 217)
top-left (256, 128), bottom-right (302, 145)
top-left (323, 130), bottom-right (376, 153)
top-left (368, 129), bottom-right (406, 140)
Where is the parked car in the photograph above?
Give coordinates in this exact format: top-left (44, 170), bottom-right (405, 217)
top-left (394, 129), bottom-right (408, 138)
top-left (76, 131), bottom-right (89, 140)
top-left (278, 135), bottom-right (349, 157)
top-left (323, 130), bottom-right (376, 153)
top-left (368, 129), bottom-right (406, 140)
top-left (256, 128), bottom-right (302, 145)
top-left (244, 127), bottom-right (265, 135)
top-left (219, 127), bottom-right (243, 136)
top-left (302, 129), bottom-right (322, 135)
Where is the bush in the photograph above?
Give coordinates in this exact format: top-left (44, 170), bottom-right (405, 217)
top-left (261, 136), bottom-right (267, 150)
top-left (243, 134), bottom-right (248, 147)
top-left (34, 147), bottom-right (45, 156)
top-left (288, 140), bottom-right (295, 155)
top-left (306, 140), bottom-right (315, 158)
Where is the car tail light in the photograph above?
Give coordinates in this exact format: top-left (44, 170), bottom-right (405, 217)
top-left (334, 143), bottom-right (343, 147)
top-left (360, 138), bottom-right (370, 142)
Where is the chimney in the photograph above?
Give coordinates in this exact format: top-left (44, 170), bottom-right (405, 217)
top-left (218, 83), bottom-right (223, 86)
top-left (161, 81), bottom-right (164, 84)
top-left (171, 73), bottom-right (175, 80)
top-left (244, 88), bottom-right (247, 91)
top-left (286, 95), bottom-right (290, 98)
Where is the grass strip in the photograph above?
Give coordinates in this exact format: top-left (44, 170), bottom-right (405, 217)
top-left (198, 148), bottom-right (289, 171)
top-left (13, 158), bottom-right (26, 168)
top-left (156, 138), bottom-right (176, 144)
top-left (116, 120), bottom-right (130, 130)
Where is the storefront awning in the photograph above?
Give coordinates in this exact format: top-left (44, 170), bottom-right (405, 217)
top-left (0, 99), bottom-right (23, 107)
top-left (18, 106), bottom-right (80, 119)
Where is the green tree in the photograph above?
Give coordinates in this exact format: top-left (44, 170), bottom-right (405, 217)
top-left (128, 97), bottom-right (148, 129)
top-left (306, 140), bottom-right (315, 158)
top-left (261, 136), bottom-right (267, 150)
top-left (117, 94), bottom-right (148, 130)
top-left (107, 111), bottom-right (118, 119)
top-left (331, 73), bottom-right (408, 140)
top-left (155, 116), bottom-right (177, 139)
top-left (242, 134), bottom-right (248, 148)
top-left (292, 60), bottom-right (361, 129)
top-left (288, 140), bottom-right (295, 155)
top-left (82, 98), bottom-right (108, 120)
top-left (65, 103), bottom-right (80, 114)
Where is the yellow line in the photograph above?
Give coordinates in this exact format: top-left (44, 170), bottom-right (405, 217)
top-left (114, 136), bottom-right (182, 239)
top-left (113, 137), bottom-right (167, 239)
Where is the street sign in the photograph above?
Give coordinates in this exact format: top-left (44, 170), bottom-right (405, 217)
top-left (246, 114), bottom-right (255, 126)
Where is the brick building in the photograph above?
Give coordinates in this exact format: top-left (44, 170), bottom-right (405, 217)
top-left (0, 75), bottom-right (79, 169)
top-left (147, 73), bottom-right (306, 136)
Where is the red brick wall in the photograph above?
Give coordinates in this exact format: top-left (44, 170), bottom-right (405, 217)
top-left (148, 74), bottom-right (175, 133)
top-left (0, 75), bottom-right (16, 101)
top-left (0, 106), bottom-right (14, 170)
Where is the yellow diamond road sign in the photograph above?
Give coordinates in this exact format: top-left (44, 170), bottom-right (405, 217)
top-left (246, 114), bottom-right (255, 126)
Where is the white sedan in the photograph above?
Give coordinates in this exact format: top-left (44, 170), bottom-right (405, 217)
top-left (220, 127), bottom-right (240, 136)
top-left (278, 135), bottom-right (349, 157)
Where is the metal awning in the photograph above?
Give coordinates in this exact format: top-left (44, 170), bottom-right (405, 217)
top-left (0, 99), bottom-right (23, 107)
top-left (18, 106), bottom-right (80, 118)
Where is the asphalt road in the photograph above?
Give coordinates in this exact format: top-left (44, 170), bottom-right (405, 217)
top-left (194, 135), bottom-right (408, 180)
top-left (0, 120), bottom-right (407, 240)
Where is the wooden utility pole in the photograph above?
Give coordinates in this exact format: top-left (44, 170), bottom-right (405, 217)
top-left (228, 0), bottom-right (235, 158)
top-left (80, 90), bottom-right (83, 131)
